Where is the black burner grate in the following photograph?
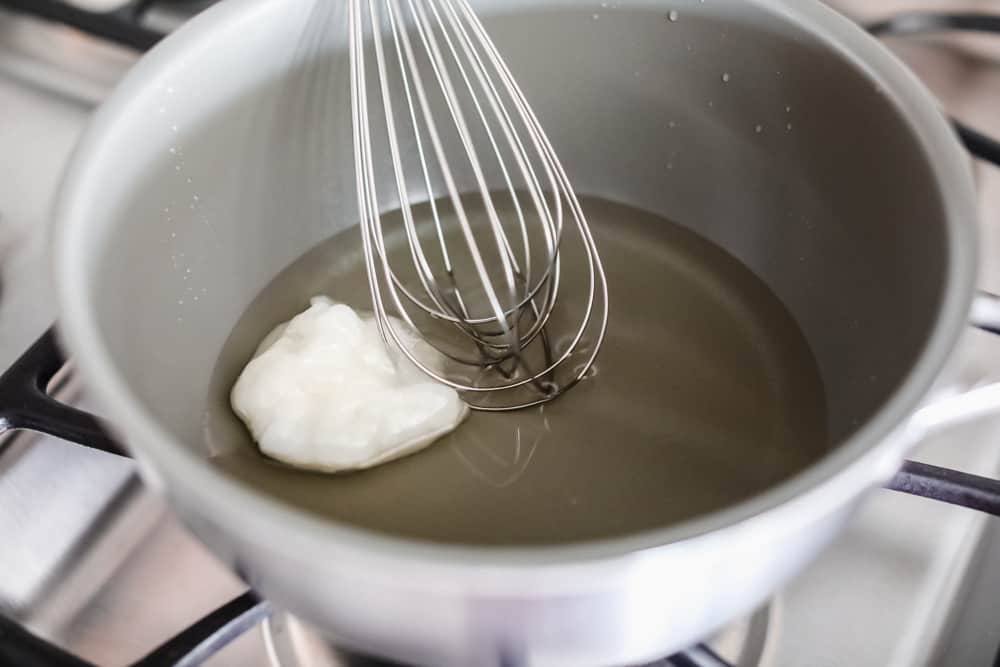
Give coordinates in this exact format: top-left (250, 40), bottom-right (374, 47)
top-left (0, 0), bottom-right (166, 50)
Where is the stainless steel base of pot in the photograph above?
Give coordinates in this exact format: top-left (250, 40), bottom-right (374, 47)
top-left (261, 607), bottom-right (774, 667)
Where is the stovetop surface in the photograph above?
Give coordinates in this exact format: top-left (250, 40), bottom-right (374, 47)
top-left (3, 1), bottom-right (1000, 666)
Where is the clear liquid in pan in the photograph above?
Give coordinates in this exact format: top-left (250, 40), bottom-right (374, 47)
top-left (205, 195), bottom-right (829, 546)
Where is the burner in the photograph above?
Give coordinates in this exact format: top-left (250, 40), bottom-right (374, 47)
top-left (260, 606), bottom-right (775, 667)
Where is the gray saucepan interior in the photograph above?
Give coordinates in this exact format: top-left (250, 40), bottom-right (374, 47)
top-left (85, 0), bottom-right (947, 545)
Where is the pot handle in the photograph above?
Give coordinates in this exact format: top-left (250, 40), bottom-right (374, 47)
top-left (864, 11), bottom-right (1000, 515)
top-left (903, 292), bottom-right (1000, 434)
top-left (892, 289), bottom-right (1000, 516)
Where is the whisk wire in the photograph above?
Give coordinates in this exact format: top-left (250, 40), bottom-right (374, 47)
top-left (349, 0), bottom-right (609, 410)
top-left (380, 0), bottom-right (521, 363)
top-left (397, 0), bottom-right (562, 343)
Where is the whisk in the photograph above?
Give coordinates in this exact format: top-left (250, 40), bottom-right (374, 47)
top-left (348, 0), bottom-right (608, 411)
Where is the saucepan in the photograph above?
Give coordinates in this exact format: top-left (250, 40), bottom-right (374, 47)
top-left (14, 0), bottom-right (1000, 664)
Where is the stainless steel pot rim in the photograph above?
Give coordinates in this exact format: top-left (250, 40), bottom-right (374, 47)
top-left (52, 0), bottom-right (978, 577)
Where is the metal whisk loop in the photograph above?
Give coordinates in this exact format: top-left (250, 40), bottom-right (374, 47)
top-left (349, 0), bottom-right (609, 410)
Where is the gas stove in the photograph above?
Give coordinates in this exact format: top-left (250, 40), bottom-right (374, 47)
top-left (2, 2), bottom-right (1000, 666)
